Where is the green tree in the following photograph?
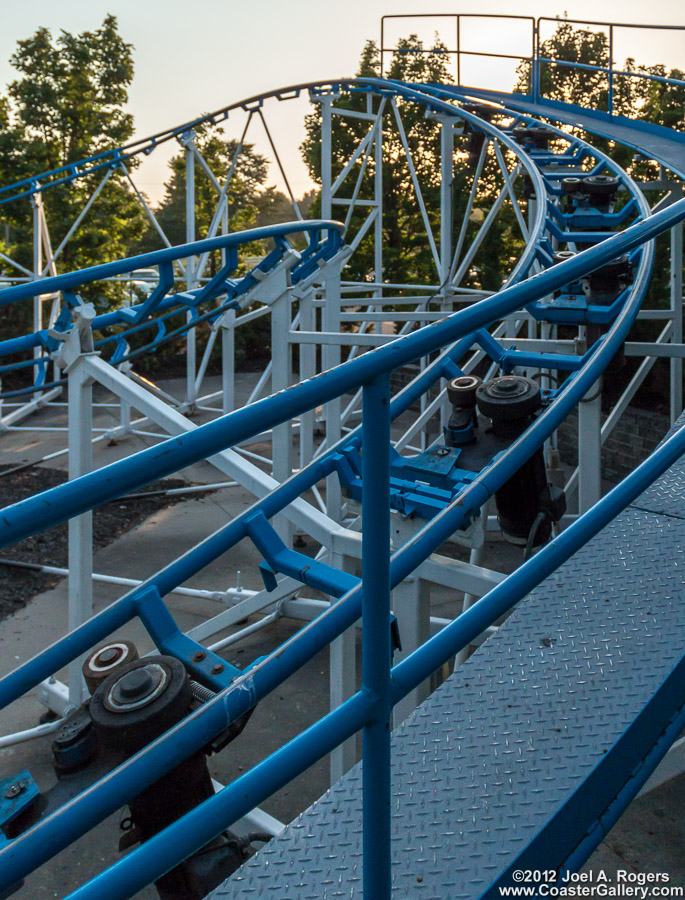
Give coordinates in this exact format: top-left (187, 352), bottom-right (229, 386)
top-left (0, 16), bottom-right (150, 314)
top-left (153, 129), bottom-right (271, 257)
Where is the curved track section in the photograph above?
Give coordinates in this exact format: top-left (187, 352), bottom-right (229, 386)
top-left (0, 73), bottom-right (683, 900)
top-left (0, 220), bottom-right (343, 398)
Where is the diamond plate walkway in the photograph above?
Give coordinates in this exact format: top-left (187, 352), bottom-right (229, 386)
top-left (209, 415), bottom-right (685, 900)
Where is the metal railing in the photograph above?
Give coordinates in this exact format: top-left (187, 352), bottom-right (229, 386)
top-left (0, 220), bottom-right (343, 398)
top-left (380, 14), bottom-right (685, 117)
top-left (0, 195), bottom-right (684, 899)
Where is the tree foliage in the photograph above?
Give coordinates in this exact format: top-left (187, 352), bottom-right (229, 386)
top-left (301, 36), bottom-right (523, 293)
top-left (8, 16), bottom-right (134, 170)
top-left (0, 16), bottom-right (150, 315)
top-left (154, 129), bottom-right (269, 250)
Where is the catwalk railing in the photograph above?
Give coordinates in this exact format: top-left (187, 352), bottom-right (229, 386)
top-left (0, 197), bottom-right (684, 899)
top-left (380, 14), bottom-right (685, 118)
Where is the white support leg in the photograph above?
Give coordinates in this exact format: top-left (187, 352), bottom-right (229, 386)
top-left (323, 264), bottom-right (342, 521)
top-left (454, 541), bottom-right (488, 670)
top-left (271, 293), bottom-right (293, 544)
top-left (329, 551), bottom-right (357, 783)
top-left (184, 137), bottom-right (197, 408)
top-left (670, 189), bottom-right (683, 424)
top-left (67, 362), bottom-right (94, 706)
top-left (578, 380), bottom-right (602, 514)
top-left (439, 116), bottom-right (454, 432)
top-left (320, 99), bottom-right (343, 522)
top-left (31, 194), bottom-right (43, 338)
top-left (392, 575), bottom-right (430, 726)
top-left (298, 290), bottom-right (316, 468)
top-left (221, 309), bottom-right (236, 415)
top-left (119, 397), bottom-right (131, 436)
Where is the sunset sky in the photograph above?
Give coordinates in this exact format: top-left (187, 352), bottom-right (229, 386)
top-left (2, 1), bottom-right (682, 203)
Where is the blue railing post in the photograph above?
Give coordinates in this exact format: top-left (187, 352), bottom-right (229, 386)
top-left (361, 373), bottom-right (392, 900)
top-left (532, 19), bottom-right (540, 102)
top-left (608, 25), bottom-right (614, 114)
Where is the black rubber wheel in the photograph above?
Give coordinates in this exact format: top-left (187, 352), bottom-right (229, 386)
top-left (476, 376), bottom-right (541, 421)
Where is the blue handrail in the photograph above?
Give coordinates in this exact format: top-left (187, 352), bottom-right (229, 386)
top-left (0, 201), bottom-right (679, 551)
top-left (0, 195), bottom-right (685, 896)
top-left (59, 413), bottom-right (685, 900)
top-left (0, 220), bottom-right (342, 307)
top-left (1, 56), bottom-right (684, 899)
top-left (0, 220), bottom-right (343, 395)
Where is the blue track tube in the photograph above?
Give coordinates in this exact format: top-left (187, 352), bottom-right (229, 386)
top-left (0, 204), bottom-right (678, 885)
top-left (0, 221), bottom-right (341, 307)
top-left (0, 198), bottom-right (664, 707)
top-left (361, 376), bottom-right (392, 900)
top-left (0, 271), bottom-right (673, 889)
top-left (0, 198), bottom-right (682, 551)
top-left (0, 222), bottom-right (647, 708)
top-left (390, 418), bottom-right (685, 701)
top-left (57, 419), bottom-right (685, 900)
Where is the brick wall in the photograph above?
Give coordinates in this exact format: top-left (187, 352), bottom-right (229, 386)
top-left (556, 406), bottom-right (671, 484)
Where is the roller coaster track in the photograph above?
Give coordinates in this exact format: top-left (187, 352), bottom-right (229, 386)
top-left (0, 29), bottom-right (684, 899)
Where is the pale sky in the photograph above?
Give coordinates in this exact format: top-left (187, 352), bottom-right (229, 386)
top-left (2, 1), bottom-right (683, 205)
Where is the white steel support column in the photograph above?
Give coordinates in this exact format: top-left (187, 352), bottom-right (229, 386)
top-left (31, 194), bottom-right (43, 339)
top-left (320, 98), bottom-right (343, 520)
top-left (271, 291), bottom-right (293, 543)
top-left (525, 195), bottom-right (539, 340)
top-left (298, 290), bottom-right (316, 467)
top-left (439, 117), bottom-right (454, 291)
top-left (374, 97), bottom-right (384, 325)
top-left (578, 381), bottom-right (603, 513)
top-left (185, 138), bottom-right (197, 407)
top-left (329, 551), bottom-right (357, 783)
top-left (320, 95), bottom-right (334, 222)
top-left (67, 362), bottom-right (94, 706)
top-left (671, 186), bottom-right (683, 423)
top-left (391, 575), bottom-right (430, 726)
top-left (439, 117), bottom-right (454, 430)
top-left (323, 263), bottom-right (342, 520)
top-left (322, 96), bottom-right (352, 781)
top-left (220, 202), bottom-right (235, 415)
top-left (221, 311), bottom-right (235, 415)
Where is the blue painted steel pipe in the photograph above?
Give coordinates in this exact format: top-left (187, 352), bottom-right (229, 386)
top-left (0, 224), bottom-right (662, 888)
top-left (0, 198), bottom-right (681, 552)
top-left (361, 376), bottom-right (393, 900)
top-left (390, 418), bottom-right (685, 700)
top-left (0, 220), bottom-right (342, 307)
top-left (50, 420), bottom-right (685, 900)
top-left (0, 195), bottom-right (672, 882)
top-left (0, 162), bottom-right (676, 892)
top-left (0, 190), bottom-right (664, 708)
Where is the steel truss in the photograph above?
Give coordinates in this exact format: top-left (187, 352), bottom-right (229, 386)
top-left (0, 21), bottom-right (684, 898)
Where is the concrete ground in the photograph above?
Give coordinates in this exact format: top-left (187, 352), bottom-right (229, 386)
top-left (0, 373), bottom-right (683, 898)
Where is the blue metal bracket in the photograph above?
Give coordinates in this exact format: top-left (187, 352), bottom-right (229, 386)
top-left (0, 772), bottom-right (40, 848)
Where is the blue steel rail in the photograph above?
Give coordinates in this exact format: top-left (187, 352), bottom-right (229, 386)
top-left (0, 195), bottom-right (683, 899)
top-left (379, 14), bottom-right (685, 177)
top-left (217, 413), bottom-right (685, 900)
top-left (0, 220), bottom-right (343, 399)
top-left (0, 77), bottom-right (556, 403)
top-left (0, 50), bottom-right (683, 896)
